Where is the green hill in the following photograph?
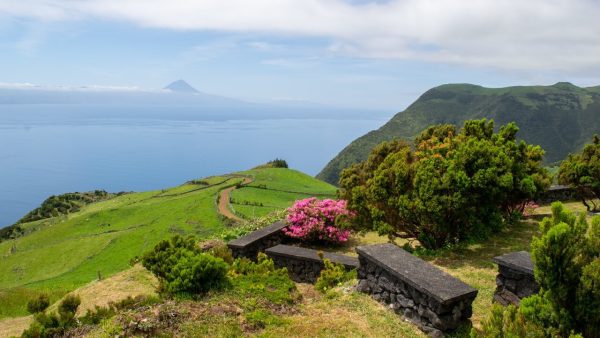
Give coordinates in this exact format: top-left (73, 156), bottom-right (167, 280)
top-left (0, 168), bottom-right (335, 319)
top-left (317, 82), bottom-right (600, 185)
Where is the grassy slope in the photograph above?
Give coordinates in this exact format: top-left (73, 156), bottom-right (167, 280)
top-left (0, 168), bottom-right (336, 320)
top-left (318, 82), bottom-right (600, 185)
top-left (230, 169), bottom-right (337, 219)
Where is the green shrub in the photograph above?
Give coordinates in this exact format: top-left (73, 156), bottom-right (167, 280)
top-left (476, 203), bottom-right (600, 337)
top-left (21, 294), bottom-right (81, 338)
top-left (141, 235), bottom-right (201, 280)
top-left (314, 257), bottom-right (356, 293)
top-left (339, 119), bottom-right (550, 249)
top-left (165, 252), bottom-right (229, 295)
top-left (141, 235), bottom-right (229, 296)
top-left (80, 305), bottom-right (114, 325)
top-left (205, 241), bottom-right (234, 264)
top-left (58, 294), bottom-right (81, 326)
top-left (26, 294), bottom-right (50, 314)
top-left (523, 203), bottom-right (600, 337)
top-left (254, 158), bottom-right (289, 169)
top-left (230, 253), bottom-right (277, 276)
top-left (473, 304), bottom-right (545, 338)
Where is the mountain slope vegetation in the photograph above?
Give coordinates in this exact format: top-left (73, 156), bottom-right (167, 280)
top-left (0, 168), bottom-right (335, 320)
top-left (318, 82), bottom-right (600, 185)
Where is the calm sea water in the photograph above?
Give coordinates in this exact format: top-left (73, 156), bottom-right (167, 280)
top-left (0, 104), bottom-right (390, 227)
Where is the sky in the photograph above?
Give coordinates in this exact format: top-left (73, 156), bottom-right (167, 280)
top-left (1, 0), bottom-right (600, 111)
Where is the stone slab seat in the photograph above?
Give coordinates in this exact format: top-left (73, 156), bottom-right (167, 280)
top-left (265, 244), bottom-right (359, 270)
top-left (492, 251), bottom-right (539, 306)
top-left (356, 243), bottom-right (478, 305)
top-left (227, 221), bottom-right (287, 259)
top-left (492, 251), bottom-right (534, 275)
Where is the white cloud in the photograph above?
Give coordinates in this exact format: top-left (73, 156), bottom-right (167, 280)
top-left (2, 0), bottom-right (600, 71)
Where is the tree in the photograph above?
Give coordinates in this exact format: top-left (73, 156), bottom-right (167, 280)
top-left (558, 135), bottom-right (600, 211)
top-left (339, 119), bottom-right (550, 249)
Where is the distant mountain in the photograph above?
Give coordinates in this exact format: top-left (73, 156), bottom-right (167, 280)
top-left (163, 80), bottom-right (200, 94)
top-left (0, 81), bottom-right (245, 106)
top-left (317, 82), bottom-right (600, 185)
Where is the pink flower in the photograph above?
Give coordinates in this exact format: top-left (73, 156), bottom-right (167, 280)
top-left (283, 197), bottom-right (353, 244)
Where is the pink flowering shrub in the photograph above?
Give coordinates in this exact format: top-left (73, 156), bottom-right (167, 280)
top-left (283, 198), bottom-right (353, 244)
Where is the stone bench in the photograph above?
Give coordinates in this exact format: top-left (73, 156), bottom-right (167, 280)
top-left (265, 244), bottom-right (359, 283)
top-left (492, 251), bottom-right (539, 306)
top-left (227, 221), bottom-right (287, 260)
top-left (356, 244), bottom-right (478, 337)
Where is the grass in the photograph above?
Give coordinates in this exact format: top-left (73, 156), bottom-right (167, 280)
top-left (0, 168), bottom-right (335, 320)
top-left (2, 201), bottom-right (564, 337)
top-left (231, 168), bottom-right (337, 219)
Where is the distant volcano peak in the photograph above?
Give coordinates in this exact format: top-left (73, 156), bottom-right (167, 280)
top-left (164, 80), bottom-right (199, 94)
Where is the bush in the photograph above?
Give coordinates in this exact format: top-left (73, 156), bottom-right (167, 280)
top-left (80, 305), bottom-right (114, 325)
top-left (22, 294), bottom-right (81, 338)
top-left (558, 135), bottom-right (600, 211)
top-left (339, 119), bottom-right (550, 249)
top-left (141, 235), bottom-right (201, 280)
top-left (165, 253), bottom-right (229, 294)
top-left (141, 235), bottom-right (229, 296)
top-left (27, 294), bottom-right (50, 314)
top-left (314, 257), bottom-right (356, 293)
top-left (473, 304), bottom-right (546, 338)
top-left (523, 202), bottom-right (600, 337)
top-left (255, 158), bottom-right (288, 169)
top-left (476, 203), bottom-right (600, 337)
top-left (58, 294), bottom-right (81, 325)
top-left (283, 197), bottom-right (353, 244)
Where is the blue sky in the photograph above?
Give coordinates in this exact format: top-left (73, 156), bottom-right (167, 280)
top-left (1, 0), bottom-right (600, 111)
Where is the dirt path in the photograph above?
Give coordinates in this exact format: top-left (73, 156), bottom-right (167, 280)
top-left (218, 177), bottom-right (252, 222)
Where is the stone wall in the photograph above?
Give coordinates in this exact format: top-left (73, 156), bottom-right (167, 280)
top-left (227, 221), bottom-right (287, 260)
top-left (538, 185), bottom-right (578, 203)
top-left (265, 244), bottom-right (359, 283)
top-left (493, 251), bottom-right (539, 306)
top-left (356, 244), bottom-right (478, 338)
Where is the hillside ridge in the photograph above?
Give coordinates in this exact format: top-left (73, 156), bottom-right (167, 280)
top-left (317, 82), bottom-right (600, 185)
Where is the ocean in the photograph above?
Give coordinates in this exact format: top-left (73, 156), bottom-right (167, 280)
top-left (0, 104), bottom-right (390, 227)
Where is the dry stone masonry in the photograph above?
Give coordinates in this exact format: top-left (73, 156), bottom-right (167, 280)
top-left (265, 244), bottom-right (359, 283)
top-left (356, 244), bottom-right (478, 337)
top-left (492, 251), bottom-right (539, 306)
top-left (227, 221), bottom-right (287, 260)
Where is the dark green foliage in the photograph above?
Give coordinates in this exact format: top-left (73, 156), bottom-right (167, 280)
top-left (473, 304), bottom-right (546, 338)
top-left (26, 294), bottom-right (50, 314)
top-left (339, 119), bottom-right (549, 249)
top-left (141, 235), bottom-right (228, 295)
top-left (80, 305), bottom-right (114, 325)
top-left (57, 294), bottom-right (81, 325)
top-left (17, 190), bottom-right (118, 224)
top-left (319, 83), bottom-right (600, 185)
top-left (314, 258), bottom-right (356, 293)
top-left (558, 135), bottom-right (600, 211)
top-left (165, 253), bottom-right (229, 294)
top-left (141, 235), bottom-right (201, 280)
top-left (0, 224), bottom-right (24, 242)
top-left (254, 158), bottom-right (289, 169)
top-left (521, 202), bottom-right (600, 337)
top-left (21, 294), bottom-right (81, 338)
